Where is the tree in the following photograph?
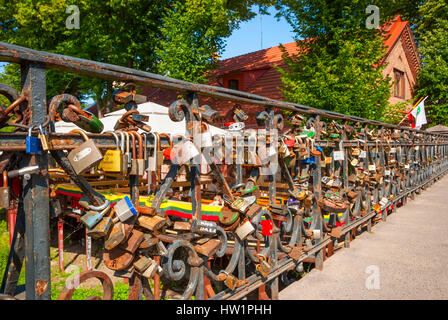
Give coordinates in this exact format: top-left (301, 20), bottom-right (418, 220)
top-left (274, 0), bottom-right (392, 120)
top-left (413, 0), bottom-right (448, 126)
top-left (156, 0), bottom-right (273, 83)
top-left (0, 0), bottom-right (269, 112)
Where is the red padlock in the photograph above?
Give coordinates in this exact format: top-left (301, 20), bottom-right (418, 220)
top-left (261, 219), bottom-right (273, 236)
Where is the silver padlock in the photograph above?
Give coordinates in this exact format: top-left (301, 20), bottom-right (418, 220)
top-left (67, 129), bottom-right (103, 175)
top-left (114, 196), bottom-right (137, 222)
top-left (235, 220), bottom-right (255, 241)
top-left (190, 219), bottom-right (217, 236)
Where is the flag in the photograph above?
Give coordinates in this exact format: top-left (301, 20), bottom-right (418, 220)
top-left (409, 97), bottom-right (428, 129)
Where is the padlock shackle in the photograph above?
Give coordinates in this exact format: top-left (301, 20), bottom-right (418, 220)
top-left (3, 171), bottom-right (7, 187)
top-left (129, 131), bottom-right (143, 160)
top-left (49, 94), bottom-right (82, 123)
top-left (128, 131), bottom-right (136, 160)
top-left (115, 131), bottom-right (125, 153)
top-left (104, 131), bottom-right (119, 149)
top-left (69, 129), bottom-right (90, 142)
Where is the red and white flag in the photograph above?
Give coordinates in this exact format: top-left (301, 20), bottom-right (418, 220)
top-left (408, 97), bottom-right (428, 130)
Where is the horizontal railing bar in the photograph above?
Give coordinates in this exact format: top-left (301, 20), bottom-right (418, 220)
top-left (0, 42), bottom-right (446, 136)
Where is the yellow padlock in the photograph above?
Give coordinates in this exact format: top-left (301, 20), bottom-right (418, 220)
top-left (98, 131), bottom-right (122, 172)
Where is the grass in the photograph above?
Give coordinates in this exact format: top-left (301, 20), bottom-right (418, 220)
top-left (1, 211), bottom-right (133, 299)
top-left (0, 209), bottom-right (26, 289)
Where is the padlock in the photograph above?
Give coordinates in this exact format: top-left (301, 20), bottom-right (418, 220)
top-left (296, 137), bottom-right (309, 159)
top-left (141, 258), bottom-right (161, 279)
top-left (104, 220), bottom-right (126, 250)
top-left (114, 90), bottom-right (147, 105)
top-left (67, 129), bottom-right (103, 175)
top-left (289, 188), bottom-right (306, 201)
top-left (194, 238), bottom-right (222, 256)
top-left (114, 196), bottom-right (137, 222)
top-left (80, 205), bottom-right (111, 229)
top-left (200, 123), bottom-right (213, 148)
top-left (0, 172), bottom-right (9, 209)
top-left (227, 195), bottom-right (256, 214)
top-left (351, 147), bottom-right (361, 156)
top-left (119, 229), bottom-right (144, 253)
top-left (87, 213), bottom-right (113, 239)
top-left (50, 198), bottom-right (62, 218)
top-left (98, 131), bottom-right (122, 172)
top-left (190, 219), bottom-right (217, 236)
top-left (170, 139), bottom-right (200, 165)
top-left (146, 132), bottom-right (158, 174)
top-left (224, 273), bottom-right (238, 291)
top-left (38, 125), bottom-right (49, 151)
top-left (269, 203), bottom-right (288, 215)
top-left (137, 215), bottom-right (166, 231)
top-left (287, 246), bottom-right (302, 261)
top-left (129, 131), bottom-right (145, 176)
top-left (245, 203), bottom-right (262, 219)
top-left (256, 260), bottom-right (271, 278)
top-left (26, 125), bottom-right (43, 155)
top-left (235, 219), bottom-right (255, 240)
top-left (228, 122), bottom-right (245, 131)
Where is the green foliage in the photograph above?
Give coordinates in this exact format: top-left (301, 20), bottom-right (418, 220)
top-left (156, 0), bottom-right (273, 83)
top-left (0, 0), bottom-right (272, 110)
top-left (275, 0), bottom-right (392, 120)
top-left (414, 0), bottom-right (448, 127)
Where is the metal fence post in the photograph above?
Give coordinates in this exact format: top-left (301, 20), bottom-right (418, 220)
top-left (21, 62), bottom-right (51, 300)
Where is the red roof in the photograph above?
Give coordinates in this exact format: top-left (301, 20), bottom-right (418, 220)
top-left (215, 16), bottom-right (408, 78)
top-left (141, 16), bottom-right (419, 128)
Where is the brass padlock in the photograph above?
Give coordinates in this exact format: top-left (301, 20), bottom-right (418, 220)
top-left (229, 195), bottom-right (256, 214)
top-left (256, 260), bottom-right (271, 278)
top-left (98, 131), bottom-right (122, 172)
top-left (67, 129), bottom-right (103, 175)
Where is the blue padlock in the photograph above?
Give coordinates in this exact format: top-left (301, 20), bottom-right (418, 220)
top-left (26, 125), bottom-right (43, 154)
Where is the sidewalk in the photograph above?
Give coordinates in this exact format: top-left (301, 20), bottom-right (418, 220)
top-left (279, 175), bottom-right (448, 300)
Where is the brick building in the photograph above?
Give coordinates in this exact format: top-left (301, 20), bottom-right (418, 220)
top-left (131, 16), bottom-right (421, 127)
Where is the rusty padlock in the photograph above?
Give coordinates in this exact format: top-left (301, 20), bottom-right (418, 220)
top-left (286, 245), bottom-right (302, 261)
top-left (256, 255), bottom-right (271, 278)
top-left (194, 238), bottom-right (222, 257)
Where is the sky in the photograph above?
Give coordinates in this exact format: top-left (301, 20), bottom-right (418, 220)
top-left (220, 6), bottom-right (296, 60)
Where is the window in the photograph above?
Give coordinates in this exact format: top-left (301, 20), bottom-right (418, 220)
top-left (394, 69), bottom-right (405, 98)
top-left (228, 79), bottom-right (239, 91)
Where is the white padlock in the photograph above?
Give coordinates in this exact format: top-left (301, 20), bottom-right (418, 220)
top-left (228, 122), bottom-right (245, 131)
top-left (170, 139), bottom-right (200, 165)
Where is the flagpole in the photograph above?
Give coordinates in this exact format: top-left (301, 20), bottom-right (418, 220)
top-left (397, 96), bottom-right (425, 126)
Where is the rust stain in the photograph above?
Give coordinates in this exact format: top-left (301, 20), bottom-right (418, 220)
top-left (35, 280), bottom-right (48, 296)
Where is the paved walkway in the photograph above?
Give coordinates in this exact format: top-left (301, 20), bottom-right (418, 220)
top-left (279, 175), bottom-right (448, 300)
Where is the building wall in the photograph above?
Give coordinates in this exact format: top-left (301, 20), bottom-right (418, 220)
top-left (382, 37), bottom-right (416, 106)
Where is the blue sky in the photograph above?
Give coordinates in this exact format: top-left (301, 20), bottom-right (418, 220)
top-left (220, 6), bottom-right (295, 60)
